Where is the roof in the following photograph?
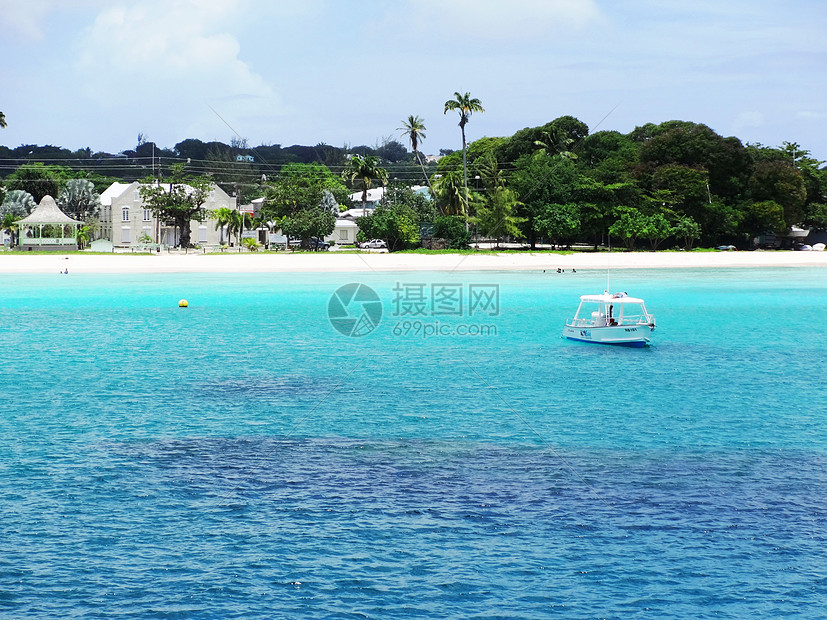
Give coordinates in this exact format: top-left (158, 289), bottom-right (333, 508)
top-left (349, 187), bottom-right (385, 203)
top-left (99, 182), bottom-right (136, 206)
top-left (15, 195), bottom-right (82, 225)
top-left (100, 180), bottom-right (231, 205)
top-left (579, 293), bottom-right (645, 304)
top-left (339, 208), bottom-right (374, 219)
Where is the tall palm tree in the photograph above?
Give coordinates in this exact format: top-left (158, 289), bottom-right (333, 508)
top-left (212, 207), bottom-right (235, 244)
top-left (443, 92), bottom-right (484, 194)
top-left (398, 115), bottom-right (434, 196)
top-left (227, 210), bottom-right (251, 247)
top-left (343, 155), bottom-right (389, 215)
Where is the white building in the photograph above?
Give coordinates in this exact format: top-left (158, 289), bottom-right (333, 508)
top-left (347, 185), bottom-right (430, 211)
top-left (99, 181), bottom-right (235, 247)
top-left (329, 219), bottom-right (358, 245)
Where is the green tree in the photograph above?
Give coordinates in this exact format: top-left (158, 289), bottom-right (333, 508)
top-left (264, 163), bottom-right (345, 247)
top-left (640, 212), bottom-right (673, 250)
top-left (672, 216), bottom-right (701, 250)
top-left (1, 213), bottom-right (17, 246)
top-left (473, 186), bottom-right (525, 248)
top-left (0, 111), bottom-right (6, 128)
top-left (204, 142), bottom-right (257, 201)
top-left (342, 155), bottom-right (389, 214)
top-left (211, 207), bottom-right (235, 244)
top-left (356, 203), bottom-right (420, 252)
top-left (533, 126), bottom-right (577, 160)
top-left (802, 202), bottom-right (827, 230)
top-left (138, 164), bottom-right (212, 248)
top-left (57, 178), bottom-right (101, 222)
top-left (496, 116), bottom-right (588, 164)
top-left (510, 155), bottom-right (582, 248)
top-left (432, 215), bottom-right (471, 249)
top-left (535, 203), bottom-right (581, 249)
top-left (443, 91), bottom-right (484, 196)
top-left (382, 180), bottom-right (437, 222)
top-left (399, 115), bottom-right (434, 195)
top-left (432, 170), bottom-right (470, 217)
top-left (609, 206), bottom-right (647, 250)
top-left (6, 162), bottom-right (68, 203)
top-left (76, 225), bottom-right (91, 250)
top-left (281, 209), bottom-right (336, 248)
top-left (739, 200), bottom-right (786, 238)
top-left (748, 160), bottom-right (806, 228)
top-left (226, 210), bottom-right (250, 247)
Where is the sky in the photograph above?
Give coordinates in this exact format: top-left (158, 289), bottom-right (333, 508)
top-left (2, 0), bottom-right (827, 160)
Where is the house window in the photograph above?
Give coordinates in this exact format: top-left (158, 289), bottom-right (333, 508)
top-left (134, 190), bottom-right (140, 201)
top-left (340, 229), bottom-right (349, 240)
top-left (143, 209), bottom-right (152, 221)
top-left (121, 226), bottom-right (131, 243)
top-left (122, 208), bottom-right (129, 222)
top-left (198, 225), bottom-right (208, 243)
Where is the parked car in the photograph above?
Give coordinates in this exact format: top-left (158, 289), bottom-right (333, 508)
top-left (360, 239), bottom-right (387, 249)
top-left (794, 243), bottom-right (812, 251)
top-left (716, 245), bottom-right (737, 251)
top-left (309, 237), bottom-right (330, 250)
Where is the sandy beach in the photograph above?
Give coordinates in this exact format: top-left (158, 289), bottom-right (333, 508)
top-left (1, 250), bottom-right (826, 274)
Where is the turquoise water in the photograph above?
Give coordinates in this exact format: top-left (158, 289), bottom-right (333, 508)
top-left (1, 267), bottom-right (826, 618)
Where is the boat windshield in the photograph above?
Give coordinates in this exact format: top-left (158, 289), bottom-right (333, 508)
top-left (570, 299), bottom-right (651, 327)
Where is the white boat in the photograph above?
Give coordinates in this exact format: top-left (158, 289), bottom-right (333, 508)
top-left (563, 292), bottom-right (656, 347)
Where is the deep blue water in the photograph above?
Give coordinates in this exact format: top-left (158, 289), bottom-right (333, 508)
top-left (1, 267), bottom-right (826, 618)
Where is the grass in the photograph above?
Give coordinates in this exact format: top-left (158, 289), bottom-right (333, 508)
top-left (397, 247), bottom-right (577, 255)
top-left (0, 249), bottom-right (152, 256)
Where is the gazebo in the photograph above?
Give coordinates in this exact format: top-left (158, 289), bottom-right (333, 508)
top-left (15, 195), bottom-right (82, 251)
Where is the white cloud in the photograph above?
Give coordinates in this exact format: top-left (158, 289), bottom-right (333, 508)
top-left (75, 0), bottom-right (282, 145)
top-left (0, 0), bottom-right (57, 40)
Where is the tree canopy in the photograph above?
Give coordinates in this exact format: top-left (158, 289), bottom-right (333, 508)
top-left (138, 164), bottom-right (213, 248)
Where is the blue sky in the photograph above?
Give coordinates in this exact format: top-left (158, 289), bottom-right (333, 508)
top-left (2, 0), bottom-right (826, 159)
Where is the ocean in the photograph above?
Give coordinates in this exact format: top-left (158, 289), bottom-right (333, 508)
top-left (1, 267), bottom-right (826, 618)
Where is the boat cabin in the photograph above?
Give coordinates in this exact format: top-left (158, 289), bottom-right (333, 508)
top-left (567, 293), bottom-right (653, 328)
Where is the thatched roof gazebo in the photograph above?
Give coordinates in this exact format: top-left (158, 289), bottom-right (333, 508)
top-left (15, 195), bottom-right (82, 251)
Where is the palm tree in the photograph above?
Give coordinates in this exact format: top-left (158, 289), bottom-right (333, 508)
top-left (398, 115), bottom-right (434, 196)
top-left (473, 186), bottom-right (526, 249)
top-left (212, 207), bottom-right (235, 244)
top-left (76, 225), bottom-right (91, 250)
top-left (1, 213), bottom-right (17, 246)
top-left (533, 128), bottom-right (577, 160)
top-left (227, 210), bottom-right (249, 247)
top-left (343, 155), bottom-right (389, 215)
top-left (432, 170), bottom-right (470, 217)
top-left (443, 92), bottom-right (484, 194)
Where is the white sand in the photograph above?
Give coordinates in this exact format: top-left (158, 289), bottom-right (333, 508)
top-left (1, 250), bottom-right (826, 274)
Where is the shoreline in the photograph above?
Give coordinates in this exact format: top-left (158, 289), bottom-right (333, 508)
top-left (1, 250), bottom-right (826, 274)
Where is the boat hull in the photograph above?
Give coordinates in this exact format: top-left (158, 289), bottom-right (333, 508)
top-left (562, 325), bottom-right (652, 347)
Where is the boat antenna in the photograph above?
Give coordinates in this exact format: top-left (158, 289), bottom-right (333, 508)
top-left (606, 233), bottom-right (611, 295)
